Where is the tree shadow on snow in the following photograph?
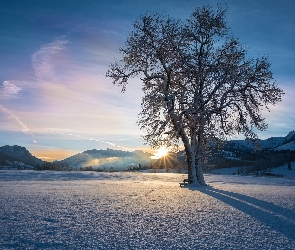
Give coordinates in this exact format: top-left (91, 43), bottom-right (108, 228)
top-left (189, 185), bottom-right (295, 240)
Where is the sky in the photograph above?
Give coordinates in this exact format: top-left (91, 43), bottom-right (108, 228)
top-left (0, 0), bottom-right (294, 161)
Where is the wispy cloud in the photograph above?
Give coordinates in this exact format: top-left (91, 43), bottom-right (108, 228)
top-left (0, 104), bottom-right (34, 136)
top-left (0, 36), bottom-right (143, 154)
top-left (0, 80), bottom-right (30, 99)
top-left (0, 80), bottom-right (37, 144)
top-left (48, 128), bottom-right (135, 151)
top-left (32, 38), bottom-right (69, 82)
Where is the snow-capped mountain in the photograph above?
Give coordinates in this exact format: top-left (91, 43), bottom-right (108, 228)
top-left (208, 131), bottom-right (295, 171)
top-left (226, 131), bottom-right (295, 151)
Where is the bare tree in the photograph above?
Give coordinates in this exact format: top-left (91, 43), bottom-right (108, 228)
top-left (106, 5), bottom-right (284, 185)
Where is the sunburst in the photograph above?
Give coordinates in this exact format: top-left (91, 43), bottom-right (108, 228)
top-left (151, 146), bottom-right (169, 159)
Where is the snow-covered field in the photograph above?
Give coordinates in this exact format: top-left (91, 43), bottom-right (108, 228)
top-left (1, 171), bottom-right (295, 249)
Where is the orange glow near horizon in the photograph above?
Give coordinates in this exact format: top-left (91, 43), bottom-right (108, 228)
top-left (31, 149), bottom-right (81, 162)
top-left (31, 147), bottom-right (156, 162)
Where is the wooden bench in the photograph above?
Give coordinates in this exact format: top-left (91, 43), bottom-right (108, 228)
top-left (179, 179), bottom-right (193, 187)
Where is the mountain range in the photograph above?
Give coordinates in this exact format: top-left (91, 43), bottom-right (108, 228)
top-left (1, 131), bottom-right (295, 171)
top-left (226, 131), bottom-right (295, 152)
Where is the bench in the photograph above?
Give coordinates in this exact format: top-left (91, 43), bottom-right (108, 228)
top-left (179, 179), bottom-right (193, 187)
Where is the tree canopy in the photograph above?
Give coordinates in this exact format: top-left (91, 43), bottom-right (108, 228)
top-left (106, 5), bottom-right (284, 185)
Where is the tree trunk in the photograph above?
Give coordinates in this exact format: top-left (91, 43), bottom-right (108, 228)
top-left (196, 154), bottom-right (206, 185)
top-left (184, 145), bottom-right (199, 185)
top-left (196, 131), bottom-right (206, 186)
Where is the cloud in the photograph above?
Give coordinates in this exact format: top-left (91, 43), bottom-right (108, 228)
top-left (0, 104), bottom-right (34, 136)
top-left (32, 38), bottom-right (69, 82)
top-left (0, 37), bottom-right (143, 152)
top-left (47, 129), bottom-right (135, 152)
top-left (0, 80), bottom-right (30, 99)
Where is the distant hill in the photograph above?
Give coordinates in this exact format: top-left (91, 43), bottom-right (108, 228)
top-left (0, 145), bottom-right (43, 168)
top-left (59, 148), bottom-right (153, 170)
top-left (209, 131), bottom-right (295, 172)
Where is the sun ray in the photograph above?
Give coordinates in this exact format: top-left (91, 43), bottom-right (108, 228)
top-left (151, 146), bottom-right (169, 159)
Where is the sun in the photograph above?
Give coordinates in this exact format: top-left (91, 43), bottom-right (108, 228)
top-left (151, 146), bottom-right (169, 159)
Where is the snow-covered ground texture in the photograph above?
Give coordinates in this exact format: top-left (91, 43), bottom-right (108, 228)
top-left (1, 171), bottom-right (295, 249)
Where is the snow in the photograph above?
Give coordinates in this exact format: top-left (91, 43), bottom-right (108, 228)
top-left (271, 163), bottom-right (295, 179)
top-left (1, 171), bottom-right (295, 249)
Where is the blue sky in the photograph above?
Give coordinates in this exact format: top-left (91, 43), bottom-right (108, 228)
top-left (0, 0), bottom-right (294, 160)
